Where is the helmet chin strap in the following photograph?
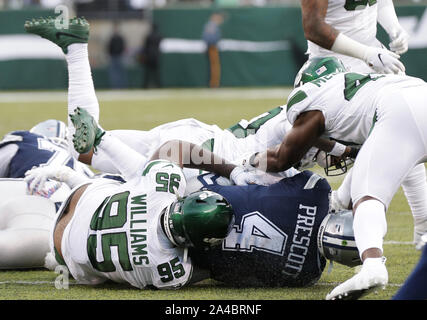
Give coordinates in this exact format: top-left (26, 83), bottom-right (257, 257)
top-left (172, 186), bottom-right (182, 200)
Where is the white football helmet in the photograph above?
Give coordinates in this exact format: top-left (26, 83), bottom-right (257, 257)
top-left (317, 210), bottom-right (361, 267)
top-left (30, 119), bottom-right (68, 141)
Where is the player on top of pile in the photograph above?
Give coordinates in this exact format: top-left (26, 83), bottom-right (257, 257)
top-left (300, 0), bottom-right (427, 251)
top-left (247, 56), bottom-right (427, 300)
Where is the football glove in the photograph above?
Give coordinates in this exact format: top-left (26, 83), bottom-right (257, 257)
top-left (25, 165), bottom-right (90, 193)
top-left (389, 28), bottom-right (409, 55)
top-left (230, 166), bottom-right (268, 186)
top-left (363, 46), bottom-right (405, 74)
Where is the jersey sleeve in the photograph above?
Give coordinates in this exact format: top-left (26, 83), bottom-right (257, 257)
top-left (285, 86), bottom-right (325, 125)
top-left (150, 249), bottom-right (193, 290)
top-left (141, 160), bottom-right (187, 198)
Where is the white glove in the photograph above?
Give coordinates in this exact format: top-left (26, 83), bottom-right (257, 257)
top-left (363, 46), bottom-right (405, 74)
top-left (389, 28), bottom-right (409, 55)
top-left (230, 167), bottom-right (268, 186)
top-left (25, 165), bottom-right (90, 194)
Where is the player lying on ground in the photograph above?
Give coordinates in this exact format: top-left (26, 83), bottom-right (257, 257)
top-left (247, 57), bottom-right (427, 299)
top-left (24, 108), bottom-right (361, 288)
top-left (24, 130), bottom-right (245, 288)
top-left (0, 119), bottom-right (95, 269)
top-left (0, 119), bottom-right (93, 180)
top-left (24, 16), bottom-right (357, 184)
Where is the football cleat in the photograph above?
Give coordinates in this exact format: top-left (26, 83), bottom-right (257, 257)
top-left (326, 257), bottom-right (388, 300)
top-left (24, 16), bottom-right (89, 54)
top-left (69, 107), bottom-right (105, 154)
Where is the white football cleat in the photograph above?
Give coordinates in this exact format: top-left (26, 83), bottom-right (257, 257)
top-left (326, 257), bottom-right (388, 300)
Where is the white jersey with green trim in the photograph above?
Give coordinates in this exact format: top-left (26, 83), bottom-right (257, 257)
top-left (60, 160), bottom-right (192, 289)
top-left (307, 0), bottom-right (381, 71)
top-left (286, 72), bottom-right (426, 145)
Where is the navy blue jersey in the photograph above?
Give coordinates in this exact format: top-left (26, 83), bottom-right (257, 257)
top-left (0, 131), bottom-right (75, 178)
top-left (189, 171), bottom-right (330, 287)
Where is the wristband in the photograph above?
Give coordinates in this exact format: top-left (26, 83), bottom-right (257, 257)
top-left (329, 143), bottom-right (346, 157)
top-left (331, 33), bottom-right (369, 61)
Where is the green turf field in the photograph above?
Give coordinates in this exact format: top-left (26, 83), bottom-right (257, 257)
top-left (0, 88), bottom-right (421, 300)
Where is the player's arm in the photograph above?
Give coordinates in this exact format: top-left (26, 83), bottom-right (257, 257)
top-left (377, 0), bottom-right (409, 55)
top-left (301, 0), bottom-right (338, 50)
top-left (302, 0), bottom-right (404, 74)
top-left (150, 139), bottom-right (260, 185)
top-left (251, 111), bottom-right (325, 172)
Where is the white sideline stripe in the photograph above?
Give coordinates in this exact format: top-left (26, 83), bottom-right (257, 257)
top-left (160, 38), bottom-right (290, 53)
top-left (0, 35), bottom-right (289, 61)
top-left (0, 35), bottom-right (64, 61)
top-left (0, 88), bottom-right (293, 103)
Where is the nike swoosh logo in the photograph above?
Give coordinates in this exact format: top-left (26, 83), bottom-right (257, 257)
top-left (56, 32), bottom-right (86, 40)
top-left (377, 53), bottom-right (384, 66)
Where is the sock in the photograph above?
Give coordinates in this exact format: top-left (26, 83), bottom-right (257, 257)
top-left (64, 43), bottom-right (100, 152)
top-left (353, 199), bottom-right (387, 258)
top-left (402, 164), bottom-right (427, 225)
top-left (97, 133), bottom-right (147, 181)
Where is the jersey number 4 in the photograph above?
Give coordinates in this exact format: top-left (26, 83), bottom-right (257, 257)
top-left (223, 212), bottom-right (288, 256)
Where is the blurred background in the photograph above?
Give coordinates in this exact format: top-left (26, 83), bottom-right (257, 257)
top-left (0, 0), bottom-right (426, 90)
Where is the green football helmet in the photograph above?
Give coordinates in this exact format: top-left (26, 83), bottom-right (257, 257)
top-left (294, 57), bottom-right (347, 88)
top-left (163, 190), bottom-right (235, 250)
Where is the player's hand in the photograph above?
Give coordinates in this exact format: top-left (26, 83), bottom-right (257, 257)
top-left (363, 47), bottom-right (405, 74)
top-left (25, 165), bottom-right (89, 192)
top-left (24, 166), bottom-right (63, 197)
top-left (389, 28), bottom-right (409, 55)
top-left (230, 166), bottom-right (267, 186)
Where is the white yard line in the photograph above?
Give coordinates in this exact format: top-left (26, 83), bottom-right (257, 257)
top-left (0, 88), bottom-right (293, 103)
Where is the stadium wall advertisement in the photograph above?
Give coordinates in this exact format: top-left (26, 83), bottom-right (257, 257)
top-left (0, 5), bottom-right (426, 89)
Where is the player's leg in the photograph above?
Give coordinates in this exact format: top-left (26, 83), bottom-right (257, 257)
top-left (0, 229), bottom-right (50, 269)
top-left (401, 164), bottom-right (427, 249)
top-left (0, 195), bottom-right (55, 269)
top-left (25, 17), bottom-right (98, 158)
top-left (327, 91), bottom-right (427, 300)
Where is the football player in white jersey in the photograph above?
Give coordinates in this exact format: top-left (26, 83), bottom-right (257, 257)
top-left (24, 109), bottom-right (251, 288)
top-left (301, 0), bottom-right (408, 74)
top-left (247, 57), bottom-right (427, 299)
top-left (298, 1), bottom-right (427, 250)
